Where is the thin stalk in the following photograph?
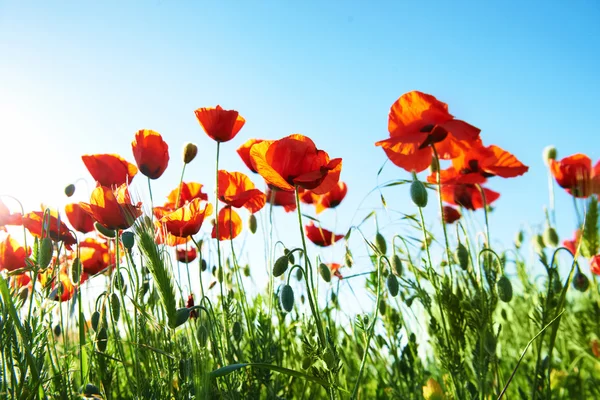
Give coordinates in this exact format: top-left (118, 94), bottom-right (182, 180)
top-left (175, 163), bottom-right (187, 208)
top-left (432, 145), bottom-right (454, 283)
top-left (214, 141), bottom-right (229, 357)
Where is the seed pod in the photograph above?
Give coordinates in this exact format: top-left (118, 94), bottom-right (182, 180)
top-left (121, 231), bottom-right (135, 250)
top-left (273, 256), bottom-right (288, 277)
top-left (197, 325), bottom-right (209, 346)
top-left (279, 285), bottom-right (294, 313)
top-left (72, 257), bottom-right (82, 284)
top-left (171, 308), bottom-right (191, 329)
top-left (573, 270), bottom-right (590, 292)
top-left (456, 243), bottom-right (469, 270)
top-left (64, 184), bottom-right (76, 197)
top-left (38, 237), bottom-right (53, 269)
top-left (248, 213), bottom-right (257, 234)
top-left (284, 248), bottom-right (295, 265)
top-left (391, 254), bottom-right (403, 276)
top-left (375, 233), bottom-right (387, 254)
top-left (543, 226), bottom-right (559, 248)
top-left (497, 275), bottom-right (513, 303)
top-left (96, 327), bottom-right (108, 352)
top-left (232, 321), bottom-right (242, 341)
top-left (319, 263), bottom-right (331, 283)
top-left (182, 142), bottom-right (198, 164)
top-left (386, 274), bottom-right (399, 297)
top-left (410, 177), bottom-right (428, 208)
top-left (91, 310), bottom-right (101, 332)
top-left (110, 293), bottom-right (121, 322)
top-left (95, 222), bottom-right (116, 238)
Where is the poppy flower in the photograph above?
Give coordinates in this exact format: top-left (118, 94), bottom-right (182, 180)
top-left (194, 105), bottom-right (245, 143)
top-left (315, 182), bottom-right (348, 214)
top-left (211, 206), bottom-right (242, 241)
top-left (176, 246), bottom-right (197, 263)
top-left (305, 222), bottom-right (344, 247)
top-left (0, 234), bottom-right (29, 272)
top-left (82, 154), bottom-right (138, 187)
top-left (298, 188), bottom-right (317, 205)
top-left (167, 182), bottom-right (209, 209)
top-left (23, 211), bottom-right (77, 249)
top-left (79, 184), bottom-right (142, 230)
top-left (237, 139), bottom-right (263, 173)
top-left (375, 91), bottom-right (481, 173)
top-left (563, 230), bottom-right (581, 255)
top-left (442, 206), bottom-right (461, 224)
top-left (266, 188), bottom-right (297, 212)
top-left (11, 273), bottom-right (31, 289)
top-left (328, 263), bottom-right (343, 279)
top-left (79, 238), bottom-right (110, 276)
top-left (0, 199), bottom-right (22, 231)
top-left (154, 226), bottom-right (192, 246)
top-left (65, 203), bottom-right (95, 234)
top-left (218, 170), bottom-right (266, 213)
top-left (186, 294), bottom-right (198, 319)
top-left (428, 144), bottom-right (529, 185)
top-left (550, 154), bottom-right (600, 198)
top-left (590, 255), bottom-right (600, 276)
top-left (440, 184), bottom-right (500, 210)
top-left (131, 129), bottom-right (170, 179)
top-left (157, 198), bottom-right (213, 239)
top-left (250, 134), bottom-right (342, 194)
top-left (49, 267), bottom-right (75, 302)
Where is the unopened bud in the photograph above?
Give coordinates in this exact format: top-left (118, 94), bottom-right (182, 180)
top-left (573, 270), bottom-right (590, 292)
top-left (121, 231), bottom-right (135, 250)
top-left (375, 232), bottom-right (387, 254)
top-left (182, 142), bottom-right (198, 164)
top-left (319, 263), bottom-right (331, 283)
top-left (64, 184), bottom-right (76, 197)
top-left (497, 275), bottom-right (513, 303)
top-left (543, 226), bottom-right (559, 248)
top-left (410, 174), bottom-right (428, 208)
top-left (543, 145), bottom-right (557, 166)
top-left (95, 222), bottom-right (116, 238)
top-left (38, 237), bottom-right (53, 269)
top-left (279, 284), bottom-right (294, 313)
top-left (273, 256), bottom-right (289, 277)
top-left (391, 254), bottom-right (403, 276)
top-left (386, 274), bottom-right (399, 297)
top-left (248, 213), bottom-right (257, 234)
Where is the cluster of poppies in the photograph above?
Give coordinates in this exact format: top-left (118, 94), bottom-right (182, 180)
top-left (375, 91), bottom-right (529, 223)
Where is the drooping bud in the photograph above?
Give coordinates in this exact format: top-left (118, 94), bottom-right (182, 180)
top-left (121, 231), bottom-right (135, 250)
top-left (319, 263), bottom-right (331, 283)
top-left (72, 257), bottom-right (82, 284)
top-left (534, 234), bottom-right (545, 254)
top-left (91, 310), bottom-right (101, 332)
top-left (542, 145), bottom-right (557, 166)
top-left (410, 173), bottom-right (428, 208)
top-left (543, 226), bottom-right (559, 248)
top-left (456, 243), bottom-right (469, 270)
top-left (110, 293), bottom-right (121, 322)
top-left (497, 275), bottom-right (513, 303)
top-left (53, 324), bottom-right (61, 337)
top-left (375, 232), bottom-right (387, 254)
top-left (391, 254), bottom-right (403, 276)
top-left (81, 384), bottom-right (101, 397)
top-left (573, 270), bottom-right (590, 292)
top-left (95, 222), bottom-right (116, 238)
top-left (64, 184), bottom-right (76, 197)
top-left (284, 248), bottom-right (295, 264)
top-left (279, 284), bottom-right (294, 313)
top-left (232, 321), bottom-right (243, 341)
top-left (248, 213), bottom-right (257, 234)
top-left (38, 237), bottom-right (53, 269)
top-left (386, 274), bottom-right (399, 297)
top-left (273, 256), bottom-right (289, 277)
top-left (182, 142), bottom-right (198, 164)
top-left (96, 327), bottom-right (108, 352)
top-left (295, 267), bottom-right (303, 281)
top-left (171, 308), bottom-right (191, 329)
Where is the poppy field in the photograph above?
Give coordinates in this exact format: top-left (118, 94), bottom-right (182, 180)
top-left (1, 90), bottom-right (600, 400)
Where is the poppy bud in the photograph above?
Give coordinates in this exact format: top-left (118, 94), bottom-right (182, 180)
top-left (279, 284), bottom-right (294, 313)
top-left (284, 248), bottom-right (295, 264)
top-left (515, 230), bottom-right (524, 249)
top-left (64, 184), bottom-right (76, 197)
top-left (38, 237), bottom-right (53, 269)
top-left (456, 243), bottom-right (469, 270)
top-left (182, 142), bottom-right (198, 164)
top-left (386, 274), bottom-right (399, 297)
top-left (82, 384), bottom-right (101, 397)
top-left (319, 263), bottom-right (331, 283)
top-left (378, 300), bottom-right (387, 315)
top-left (375, 232), bottom-right (387, 254)
top-left (72, 257), bottom-right (81, 284)
top-left (295, 267), bottom-right (303, 281)
top-left (410, 174), bottom-right (428, 208)
top-left (497, 275), bottom-right (513, 303)
top-left (121, 231), bottom-right (135, 250)
top-left (273, 256), bottom-right (288, 277)
top-left (543, 145), bottom-right (557, 166)
top-left (232, 321), bottom-right (243, 341)
top-left (302, 356), bottom-right (312, 370)
top-left (110, 293), bottom-right (121, 322)
top-left (171, 308), bottom-right (191, 329)
top-left (91, 310), bottom-right (101, 332)
top-left (243, 265), bottom-right (250, 277)
top-left (391, 254), bottom-right (403, 276)
top-left (248, 213), bottom-right (257, 234)
top-left (201, 259), bottom-right (207, 272)
top-left (113, 272), bottom-right (125, 291)
top-left (573, 270), bottom-right (590, 292)
top-left (543, 226), bottom-right (559, 248)
top-left (54, 324), bottom-right (61, 337)
top-left (94, 222), bottom-right (116, 238)
top-left (534, 234), bottom-right (545, 254)
top-left (96, 327), bottom-right (108, 352)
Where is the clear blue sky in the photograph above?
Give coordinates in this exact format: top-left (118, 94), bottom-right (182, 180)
top-left (0, 1), bottom-right (599, 305)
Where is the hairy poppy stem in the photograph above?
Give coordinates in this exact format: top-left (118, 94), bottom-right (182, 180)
top-left (175, 163), bottom-right (187, 209)
top-left (432, 145), bottom-right (454, 284)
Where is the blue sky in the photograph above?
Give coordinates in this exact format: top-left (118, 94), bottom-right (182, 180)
top-left (0, 1), bottom-right (599, 306)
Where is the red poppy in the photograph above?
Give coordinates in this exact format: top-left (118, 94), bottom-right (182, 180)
top-left (167, 182), bottom-right (209, 209)
top-left (440, 184), bottom-right (500, 210)
top-left (0, 234), bottom-right (29, 272)
top-left (428, 144), bottom-right (529, 185)
top-left (442, 206), bottom-right (461, 224)
top-left (79, 238), bottom-right (110, 276)
top-left (131, 129), bottom-right (170, 179)
top-left (375, 91), bottom-right (481, 172)
top-left (328, 263), bottom-right (343, 279)
top-left (550, 154), bottom-right (600, 198)
top-left (22, 211), bottom-right (77, 249)
top-left (194, 105), bottom-right (245, 143)
top-left (250, 134), bottom-right (342, 194)
top-left (298, 188), bottom-right (317, 205)
top-left (11, 273), bottom-right (31, 289)
top-left (218, 170), bottom-right (266, 213)
top-left (315, 182), bottom-right (348, 214)
top-left (563, 230), bottom-right (581, 255)
top-left (82, 154), bottom-right (138, 187)
top-left (176, 246), bottom-right (197, 263)
top-left (50, 266), bottom-right (75, 302)
top-left (590, 255), bottom-right (600, 276)
top-left (266, 188), bottom-right (297, 212)
top-left (211, 206), bottom-right (242, 241)
top-left (237, 139), bottom-right (263, 173)
top-left (0, 199), bottom-right (22, 231)
top-left (154, 226), bottom-right (192, 247)
top-left (65, 203), bottom-right (95, 234)
top-left (186, 294), bottom-right (198, 319)
top-left (305, 223), bottom-right (344, 247)
top-left (157, 198), bottom-right (213, 239)
top-left (79, 184), bottom-right (142, 230)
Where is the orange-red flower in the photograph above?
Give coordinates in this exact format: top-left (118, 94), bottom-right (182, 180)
top-left (154, 227), bottom-right (192, 247)
top-left (161, 182), bottom-right (209, 213)
top-left (11, 273), bottom-right (31, 289)
top-left (440, 184), bottom-right (500, 210)
top-left (195, 105), bottom-right (245, 143)
top-left (250, 134), bottom-right (342, 194)
top-left (218, 170), bottom-right (266, 213)
top-left (328, 263), bottom-right (343, 279)
top-left (442, 206), bottom-right (461, 224)
top-left (563, 230), bottom-right (581, 255)
top-left (305, 223), bottom-right (344, 247)
top-left (157, 198), bottom-right (213, 239)
top-left (82, 154), bottom-right (138, 187)
top-left (590, 255), bottom-right (600, 276)
top-left (375, 91), bottom-right (481, 172)
top-left (212, 206), bottom-right (242, 241)
top-left (65, 203), bottom-right (95, 234)
top-left (0, 234), bottom-right (29, 272)
top-left (0, 199), bottom-right (22, 231)
top-left (298, 188), bottom-right (317, 205)
top-left (79, 184), bottom-right (142, 230)
top-left (550, 154), bottom-right (600, 198)
top-left (22, 211), bottom-right (77, 248)
top-left (79, 238), bottom-right (110, 276)
top-left (131, 129), bottom-right (170, 179)
top-left (266, 188), bottom-right (297, 212)
top-left (50, 266), bottom-right (75, 302)
top-left (315, 182), bottom-right (348, 214)
top-left (176, 246), bottom-right (197, 263)
top-left (237, 139), bottom-right (263, 173)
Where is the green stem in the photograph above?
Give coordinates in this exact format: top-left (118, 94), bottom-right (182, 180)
top-left (175, 163), bottom-right (187, 208)
top-left (214, 141), bottom-right (229, 357)
top-left (432, 145), bottom-right (454, 283)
